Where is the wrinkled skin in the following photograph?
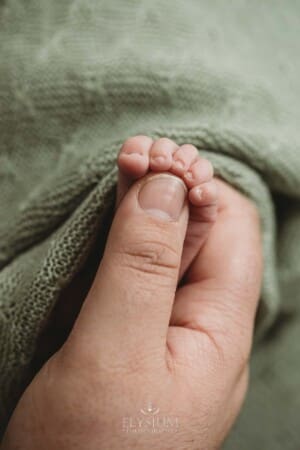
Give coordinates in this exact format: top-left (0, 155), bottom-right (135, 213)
top-left (1, 176), bottom-right (262, 450)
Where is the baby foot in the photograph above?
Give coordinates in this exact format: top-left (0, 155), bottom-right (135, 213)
top-left (117, 136), bottom-right (218, 281)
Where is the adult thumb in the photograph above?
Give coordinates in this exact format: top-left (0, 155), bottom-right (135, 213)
top-left (69, 172), bottom-right (189, 357)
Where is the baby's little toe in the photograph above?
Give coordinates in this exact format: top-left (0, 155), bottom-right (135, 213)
top-left (189, 180), bottom-right (218, 222)
top-left (189, 180), bottom-right (218, 206)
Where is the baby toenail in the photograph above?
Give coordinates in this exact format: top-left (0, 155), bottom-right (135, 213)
top-left (195, 187), bottom-right (202, 199)
top-left (124, 149), bottom-right (144, 156)
top-left (174, 160), bottom-right (185, 170)
top-left (152, 156), bottom-right (165, 164)
top-left (185, 171), bottom-right (194, 180)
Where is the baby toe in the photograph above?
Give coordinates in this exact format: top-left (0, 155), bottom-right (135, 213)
top-left (117, 135), bottom-right (153, 177)
top-left (189, 180), bottom-right (218, 207)
top-left (149, 138), bottom-right (178, 171)
top-left (188, 180), bottom-right (218, 223)
top-left (183, 158), bottom-right (214, 188)
top-left (171, 144), bottom-right (199, 176)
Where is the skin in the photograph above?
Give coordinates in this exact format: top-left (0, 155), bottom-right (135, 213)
top-left (117, 136), bottom-right (218, 280)
top-left (1, 137), bottom-right (262, 450)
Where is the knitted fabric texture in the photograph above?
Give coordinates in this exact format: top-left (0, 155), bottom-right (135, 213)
top-left (0, 1), bottom-right (300, 448)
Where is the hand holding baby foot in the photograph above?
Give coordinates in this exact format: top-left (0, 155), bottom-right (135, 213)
top-left (1, 137), bottom-right (262, 450)
top-left (117, 136), bottom-right (218, 280)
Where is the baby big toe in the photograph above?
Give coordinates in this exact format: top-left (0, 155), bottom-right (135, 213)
top-left (117, 135), bottom-right (153, 178)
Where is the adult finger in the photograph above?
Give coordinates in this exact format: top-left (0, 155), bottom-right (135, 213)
top-left (68, 172), bottom-right (189, 360)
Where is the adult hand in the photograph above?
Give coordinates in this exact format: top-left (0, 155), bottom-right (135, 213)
top-left (1, 175), bottom-right (262, 450)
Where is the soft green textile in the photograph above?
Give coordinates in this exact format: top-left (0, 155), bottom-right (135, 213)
top-left (0, 0), bottom-right (300, 446)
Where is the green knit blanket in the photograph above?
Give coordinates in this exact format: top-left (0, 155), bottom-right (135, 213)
top-left (1, 1), bottom-right (300, 447)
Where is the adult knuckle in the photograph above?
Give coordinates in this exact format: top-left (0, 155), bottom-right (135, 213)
top-left (118, 239), bottom-right (179, 278)
top-left (199, 298), bottom-right (253, 373)
top-left (218, 324), bottom-right (252, 375)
